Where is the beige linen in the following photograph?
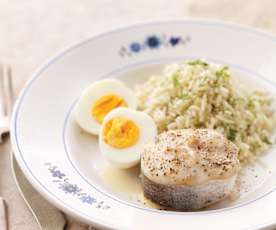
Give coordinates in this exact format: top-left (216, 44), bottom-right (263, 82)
top-left (1, 0), bottom-right (276, 229)
top-left (0, 197), bottom-right (7, 230)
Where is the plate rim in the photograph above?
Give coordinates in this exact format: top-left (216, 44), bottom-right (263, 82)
top-left (10, 19), bottom-right (276, 229)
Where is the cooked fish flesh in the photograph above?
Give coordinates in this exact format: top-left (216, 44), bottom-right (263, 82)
top-left (141, 129), bottom-right (240, 210)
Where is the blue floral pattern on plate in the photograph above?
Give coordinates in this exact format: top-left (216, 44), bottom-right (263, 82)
top-left (119, 34), bottom-right (191, 57)
top-left (45, 163), bottom-right (110, 210)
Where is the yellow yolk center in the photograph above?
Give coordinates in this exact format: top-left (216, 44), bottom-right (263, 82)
top-left (92, 94), bottom-right (127, 124)
top-left (103, 117), bottom-right (140, 148)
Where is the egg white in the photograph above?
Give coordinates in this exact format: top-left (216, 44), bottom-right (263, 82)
top-left (99, 108), bottom-right (157, 168)
top-left (74, 79), bottom-right (137, 135)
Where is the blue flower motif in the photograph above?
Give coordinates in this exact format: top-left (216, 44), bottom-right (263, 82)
top-left (146, 36), bottom-right (160, 49)
top-left (46, 163), bottom-right (111, 210)
top-left (119, 34), bottom-right (190, 57)
top-left (59, 182), bottom-right (81, 195)
top-left (50, 169), bottom-right (65, 179)
top-left (130, 42), bottom-right (141, 52)
top-left (80, 195), bottom-right (97, 205)
top-left (169, 36), bottom-right (181, 46)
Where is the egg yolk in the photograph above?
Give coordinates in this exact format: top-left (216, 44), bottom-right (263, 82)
top-left (103, 117), bottom-right (140, 148)
top-left (92, 94), bottom-right (127, 124)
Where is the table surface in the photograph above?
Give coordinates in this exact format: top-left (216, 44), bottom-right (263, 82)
top-left (1, 0), bottom-right (276, 229)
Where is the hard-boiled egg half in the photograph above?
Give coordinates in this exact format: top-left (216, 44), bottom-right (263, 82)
top-left (99, 108), bottom-right (157, 168)
top-left (74, 79), bottom-right (137, 135)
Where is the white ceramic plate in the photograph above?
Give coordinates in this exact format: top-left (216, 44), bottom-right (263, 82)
top-left (11, 20), bottom-right (276, 230)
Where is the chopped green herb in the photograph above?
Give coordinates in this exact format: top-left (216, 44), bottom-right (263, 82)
top-left (228, 128), bottom-right (237, 141)
top-left (217, 65), bottom-right (229, 73)
top-left (216, 66), bottom-right (230, 81)
top-left (180, 92), bottom-right (189, 99)
top-left (240, 132), bottom-right (246, 141)
top-left (201, 75), bottom-right (208, 83)
top-left (262, 136), bottom-right (272, 145)
top-left (172, 73), bottom-right (181, 87)
top-left (226, 127), bottom-right (237, 141)
top-left (187, 59), bottom-right (209, 67)
top-left (247, 99), bottom-right (254, 109)
top-left (229, 97), bottom-right (238, 106)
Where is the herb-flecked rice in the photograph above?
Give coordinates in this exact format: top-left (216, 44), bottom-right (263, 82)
top-left (135, 60), bottom-right (276, 163)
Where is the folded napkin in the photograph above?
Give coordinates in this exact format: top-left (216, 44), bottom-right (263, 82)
top-left (0, 197), bottom-right (7, 230)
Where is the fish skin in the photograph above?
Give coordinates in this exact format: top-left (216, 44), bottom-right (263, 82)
top-left (141, 173), bottom-right (236, 210)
